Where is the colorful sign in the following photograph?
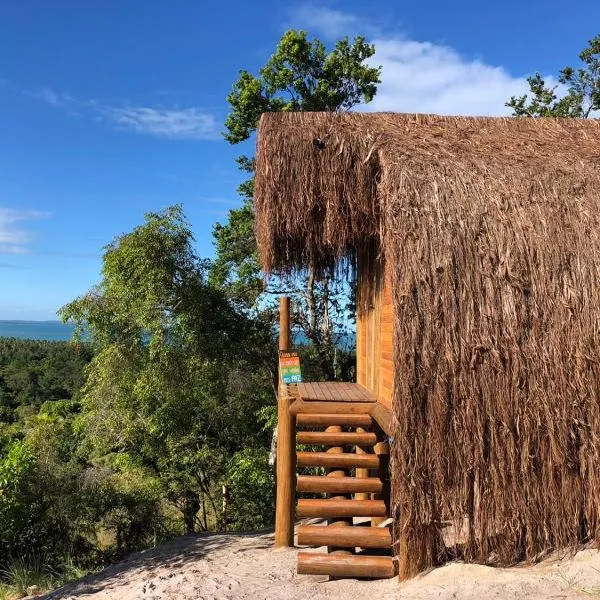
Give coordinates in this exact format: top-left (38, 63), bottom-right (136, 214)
top-left (279, 350), bottom-right (302, 384)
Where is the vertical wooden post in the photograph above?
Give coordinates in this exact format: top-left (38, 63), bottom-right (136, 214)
top-left (275, 297), bottom-right (295, 548)
top-left (279, 296), bottom-right (291, 352)
top-left (354, 426), bottom-right (370, 501)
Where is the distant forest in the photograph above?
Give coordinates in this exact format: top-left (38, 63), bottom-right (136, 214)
top-left (0, 338), bottom-right (92, 423)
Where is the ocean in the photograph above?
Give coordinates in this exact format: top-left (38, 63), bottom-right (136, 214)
top-left (0, 320), bottom-right (76, 342)
top-left (0, 320), bottom-right (356, 348)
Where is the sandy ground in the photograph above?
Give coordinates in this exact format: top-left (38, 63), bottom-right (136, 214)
top-left (39, 531), bottom-right (600, 600)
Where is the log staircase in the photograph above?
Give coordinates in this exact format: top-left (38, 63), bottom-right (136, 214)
top-left (289, 383), bottom-right (396, 579)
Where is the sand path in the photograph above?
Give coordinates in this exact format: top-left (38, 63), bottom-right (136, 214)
top-left (40, 532), bottom-right (600, 600)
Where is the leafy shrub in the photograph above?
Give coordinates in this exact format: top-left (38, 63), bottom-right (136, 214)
top-left (226, 448), bottom-right (274, 530)
top-left (0, 441), bottom-right (37, 554)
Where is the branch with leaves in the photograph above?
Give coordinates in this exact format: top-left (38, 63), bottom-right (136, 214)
top-left (507, 35), bottom-right (600, 118)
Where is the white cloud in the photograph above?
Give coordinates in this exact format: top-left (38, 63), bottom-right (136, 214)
top-left (22, 84), bottom-right (220, 141)
top-left (0, 208), bottom-right (49, 254)
top-left (101, 106), bottom-right (220, 140)
top-left (290, 5), bottom-right (548, 117)
top-left (367, 39), bottom-right (532, 116)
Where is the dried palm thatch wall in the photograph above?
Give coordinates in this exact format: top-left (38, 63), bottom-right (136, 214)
top-left (255, 112), bottom-right (600, 577)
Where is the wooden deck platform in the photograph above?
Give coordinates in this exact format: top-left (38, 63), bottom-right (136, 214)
top-left (295, 382), bottom-right (376, 403)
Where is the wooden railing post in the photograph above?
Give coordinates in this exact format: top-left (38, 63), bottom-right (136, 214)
top-left (279, 296), bottom-right (290, 353)
top-left (275, 296), bottom-right (295, 548)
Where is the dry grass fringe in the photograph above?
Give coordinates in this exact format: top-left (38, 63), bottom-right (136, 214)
top-left (255, 112), bottom-right (600, 576)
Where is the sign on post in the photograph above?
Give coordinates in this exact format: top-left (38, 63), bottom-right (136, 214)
top-left (279, 350), bottom-right (302, 384)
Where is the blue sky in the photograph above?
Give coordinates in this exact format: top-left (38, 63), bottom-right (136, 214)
top-left (1, 1), bottom-right (599, 319)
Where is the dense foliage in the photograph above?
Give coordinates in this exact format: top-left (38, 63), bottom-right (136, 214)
top-left (0, 340), bottom-right (93, 568)
top-left (61, 206), bottom-right (277, 538)
top-left (0, 209), bottom-right (277, 597)
top-left (0, 338), bottom-right (91, 418)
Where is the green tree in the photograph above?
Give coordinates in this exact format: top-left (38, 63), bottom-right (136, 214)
top-left (0, 440), bottom-right (37, 554)
top-left (212, 30), bottom-right (380, 379)
top-left (225, 448), bottom-right (274, 530)
top-left (223, 30), bottom-right (381, 144)
top-left (507, 34), bottom-right (600, 118)
top-left (61, 206), bottom-right (275, 536)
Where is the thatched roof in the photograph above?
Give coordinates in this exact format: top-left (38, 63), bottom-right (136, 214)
top-left (255, 112), bottom-right (600, 575)
top-left (255, 112), bottom-right (600, 274)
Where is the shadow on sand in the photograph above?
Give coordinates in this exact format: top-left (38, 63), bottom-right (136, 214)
top-left (42, 530), bottom-right (274, 599)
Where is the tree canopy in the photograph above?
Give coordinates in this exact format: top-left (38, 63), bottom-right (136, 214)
top-left (213, 31), bottom-right (380, 304)
top-left (61, 206), bottom-right (276, 534)
top-left (507, 35), bottom-right (600, 118)
top-left (224, 30), bottom-right (380, 144)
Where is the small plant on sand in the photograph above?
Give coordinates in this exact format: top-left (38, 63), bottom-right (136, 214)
top-left (0, 554), bottom-right (92, 599)
top-left (58, 556), bottom-right (91, 584)
top-left (0, 555), bottom-right (56, 598)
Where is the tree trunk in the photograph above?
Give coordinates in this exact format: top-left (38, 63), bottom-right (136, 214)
top-left (222, 484), bottom-right (229, 527)
top-left (183, 490), bottom-right (200, 534)
top-left (305, 271), bottom-right (335, 381)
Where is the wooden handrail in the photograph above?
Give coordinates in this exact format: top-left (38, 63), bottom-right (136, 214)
top-left (274, 297), bottom-right (295, 548)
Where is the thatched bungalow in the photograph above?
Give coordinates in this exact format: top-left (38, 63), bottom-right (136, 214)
top-left (256, 112), bottom-right (600, 580)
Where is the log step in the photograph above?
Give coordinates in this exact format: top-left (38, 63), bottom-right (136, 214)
top-left (296, 413), bottom-right (373, 428)
top-left (297, 475), bottom-right (382, 494)
top-left (298, 499), bottom-right (387, 518)
top-left (297, 452), bottom-right (380, 469)
top-left (297, 431), bottom-right (378, 446)
top-left (297, 552), bottom-right (395, 578)
top-left (298, 525), bottom-right (392, 548)
top-left (291, 400), bottom-right (373, 415)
